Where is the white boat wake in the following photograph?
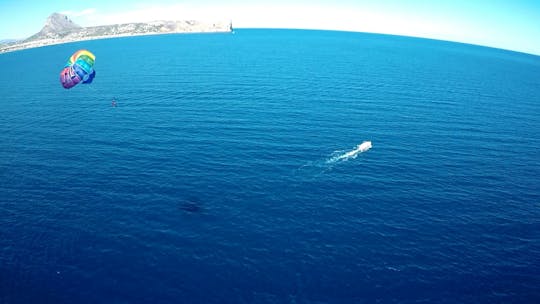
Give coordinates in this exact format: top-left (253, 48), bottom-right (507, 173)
top-left (326, 141), bottom-right (372, 163)
top-left (294, 141), bottom-right (373, 178)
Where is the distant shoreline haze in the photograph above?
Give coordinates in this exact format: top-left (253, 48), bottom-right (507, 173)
top-left (0, 13), bottom-right (232, 54)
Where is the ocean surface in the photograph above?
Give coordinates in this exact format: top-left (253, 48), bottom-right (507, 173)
top-left (1, 29), bottom-right (539, 303)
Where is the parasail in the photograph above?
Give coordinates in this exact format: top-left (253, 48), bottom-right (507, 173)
top-left (59, 49), bottom-right (96, 89)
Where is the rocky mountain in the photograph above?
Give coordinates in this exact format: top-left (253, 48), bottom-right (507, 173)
top-left (1, 13), bottom-right (232, 53)
top-left (27, 12), bottom-right (82, 40)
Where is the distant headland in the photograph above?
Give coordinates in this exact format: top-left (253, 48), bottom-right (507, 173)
top-left (0, 13), bottom-right (233, 54)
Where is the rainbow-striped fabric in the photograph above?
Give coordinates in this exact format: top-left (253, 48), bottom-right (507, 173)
top-left (59, 49), bottom-right (96, 89)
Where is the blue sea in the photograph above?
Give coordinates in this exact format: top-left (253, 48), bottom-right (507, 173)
top-left (1, 29), bottom-right (539, 303)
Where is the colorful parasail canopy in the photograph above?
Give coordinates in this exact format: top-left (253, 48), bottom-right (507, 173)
top-left (59, 49), bottom-right (96, 89)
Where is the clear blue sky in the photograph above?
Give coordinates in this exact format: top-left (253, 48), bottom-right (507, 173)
top-left (1, 0), bottom-right (539, 55)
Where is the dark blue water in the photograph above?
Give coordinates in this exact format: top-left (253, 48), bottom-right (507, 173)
top-left (1, 29), bottom-right (539, 303)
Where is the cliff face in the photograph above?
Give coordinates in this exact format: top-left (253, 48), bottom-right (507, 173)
top-left (1, 13), bottom-right (232, 53)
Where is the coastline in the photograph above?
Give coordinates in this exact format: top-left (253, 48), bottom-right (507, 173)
top-left (0, 30), bottom-right (231, 54)
top-left (0, 20), bottom-right (232, 54)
